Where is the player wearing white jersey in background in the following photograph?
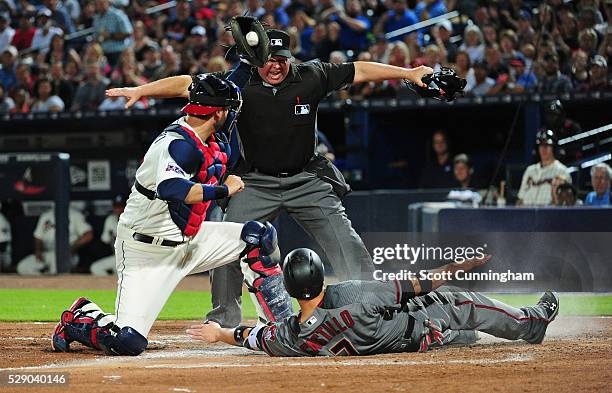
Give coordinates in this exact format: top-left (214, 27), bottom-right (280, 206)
top-left (90, 195), bottom-right (125, 276)
top-left (16, 208), bottom-right (93, 275)
top-left (51, 74), bottom-right (293, 356)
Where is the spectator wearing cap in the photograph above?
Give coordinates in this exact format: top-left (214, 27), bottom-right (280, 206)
top-left (43, 0), bottom-right (75, 34)
top-left (93, 0), bottom-right (133, 67)
top-left (431, 20), bottom-right (456, 63)
top-left (71, 60), bottom-right (109, 111)
top-left (452, 154), bottom-right (479, 189)
top-left (185, 25), bottom-right (208, 61)
top-left (325, 0), bottom-right (371, 52)
top-left (585, 163), bottom-right (612, 206)
top-left (31, 76), bottom-right (64, 113)
top-left (588, 55), bottom-right (609, 90)
top-left (459, 24), bottom-right (485, 63)
top-left (0, 45), bottom-right (17, 91)
top-left (375, 0), bottom-right (418, 43)
top-left (470, 60), bottom-right (495, 96)
top-left (0, 13), bottom-right (15, 54)
top-left (516, 9), bottom-right (536, 46)
top-left (538, 53), bottom-right (572, 94)
top-left (90, 194), bottom-right (125, 275)
top-left (509, 57), bottom-right (537, 92)
top-left (517, 129), bottom-right (570, 206)
top-left (31, 8), bottom-right (63, 54)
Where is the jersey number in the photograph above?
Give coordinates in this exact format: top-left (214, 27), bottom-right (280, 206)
top-left (330, 338), bottom-right (359, 356)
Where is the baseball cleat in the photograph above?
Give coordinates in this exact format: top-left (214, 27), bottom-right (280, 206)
top-left (51, 297), bottom-right (91, 352)
top-left (537, 291), bottom-right (560, 322)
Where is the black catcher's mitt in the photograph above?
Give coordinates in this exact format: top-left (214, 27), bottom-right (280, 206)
top-left (404, 67), bottom-right (467, 102)
top-left (227, 16), bottom-right (270, 67)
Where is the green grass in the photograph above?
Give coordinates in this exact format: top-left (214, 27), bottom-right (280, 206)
top-left (0, 289), bottom-right (610, 321)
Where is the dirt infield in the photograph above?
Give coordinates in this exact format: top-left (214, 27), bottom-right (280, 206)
top-left (0, 317), bottom-right (610, 393)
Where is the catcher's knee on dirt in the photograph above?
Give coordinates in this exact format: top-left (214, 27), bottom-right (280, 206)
top-left (97, 326), bottom-right (148, 356)
top-left (240, 221), bottom-right (293, 323)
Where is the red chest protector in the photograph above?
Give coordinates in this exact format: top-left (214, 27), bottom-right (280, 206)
top-left (167, 125), bottom-right (230, 237)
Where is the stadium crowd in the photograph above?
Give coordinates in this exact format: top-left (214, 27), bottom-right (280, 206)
top-left (0, 0), bottom-right (610, 114)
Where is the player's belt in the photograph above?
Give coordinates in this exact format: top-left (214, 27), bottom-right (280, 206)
top-left (134, 180), bottom-right (156, 200)
top-left (132, 232), bottom-right (184, 247)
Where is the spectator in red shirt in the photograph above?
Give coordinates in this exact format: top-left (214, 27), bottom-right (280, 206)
top-left (11, 13), bottom-right (37, 51)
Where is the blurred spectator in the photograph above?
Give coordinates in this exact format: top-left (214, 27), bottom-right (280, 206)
top-left (499, 29), bottom-right (519, 63)
top-left (163, 0), bottom-right (196, 42)
top-left (13, 61), bottom-right (33, 93)
top-left (588, 55), bottom-right (609, 90)
top-left (0, 45), bottom-right (17, 91)
top-left (419, 129), bottom-right (455, 188)
top-left (316, 130), bottom-right (335, 161)
top-left (553, 182), bottom-right (581, 206)
top-left (508, 57), bottom-right (537, 92)
top-left (132, 20), bottom-right (158, 62)
top-left (49, 61), bottom-right (74, 109)
top-left (90, 195), bottom-right (125, 275)
top-left (185, 25), bottom-right (209, 62)
top-left (482, 23), bottom-right (497, 46)
top-left (71, 60), bottom-right (109, 111)
top-left (484, 43), bottom-right (509, 80)
top-left (415, 0), bottom-right (447, 21)
top-left (584, 163), bottom-right (611, 206)
top-left (375, 0), bottom-right (418, 43)
top-left (578, 28), bottom-right (598, 57)
top-left (329, 50), bottom-right (348, 64)
top-left (470, 60), bottom-right (495, 96)
top-left (452, 153), bottom-right (479, 189)
top-left (11, 13), bottom-right (36, 51)
top-left (327, 0), bottom-right (371, 52)
top-left (153, 45), bottom-right (181, 80)
top-left (93, 0), bottom-right (133, 67)
top-left (454, 50), bottom-right (475, 91)
top-left (42, 33), bottom-right (80, 66)
top-left (245, 0), bottom-right (265, 19)
top-left (517, 129), bottom-right (570, 206)
top-left (31, 8), bottom-right (63, 54)
top-left (43, 0), bottom-right (75, 34)
top-left (459, 24), bottom-right (485, 63)
top-left (140, 45), bottom-right (162, 80)
top-left (431, 20), bottom-right (457, 63)
top-left (0, 13), bottom-right (14, 54)
top-left (0, 210), bottom-right (10, 272)
top-left (263, 0), bottom-right (289, 28)
top-left (538, 53), bottom-right (572, 93)
top-left (422, 44), bottom-right (442, 71)
top-left (16, 208), bottom-right (93, 275)
top-left (516, 10), bottom-right (535, 46)
top-left (31, 77), bottom-right (64, 112)
top-left (82, 42), bottom-right (109, 76)
top-left (570, 49), bottom-right (590, 90)
top-left (0, 81), bottom-right (15, 113)
top-left (9, 86), bottom-right (31, 113)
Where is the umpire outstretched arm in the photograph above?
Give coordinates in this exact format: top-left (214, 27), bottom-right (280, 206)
top-left (106, 62), bottom-right (433, 108)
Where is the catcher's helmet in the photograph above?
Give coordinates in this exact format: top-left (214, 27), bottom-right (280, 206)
top-left (181, 74), bottom-right (242, 117)
top-left (283, 248), bottom-right (325, 300)
top-left (536, 129), bottom-right (556, 146)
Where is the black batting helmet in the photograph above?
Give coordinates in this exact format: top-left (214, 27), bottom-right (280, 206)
top-left (282, 248), bottom-right (325, 300)
top-left (536, 129), bottom-right (556, 146)
top-left (181, 74), bottom-right (242, 117)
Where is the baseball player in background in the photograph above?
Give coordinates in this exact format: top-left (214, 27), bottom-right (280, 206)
top-left (51, 74), bottom-right (293, 356)
top-left (0, 210), bottom-right (11, 272)
top-left (188, 249), bottom-right (560, 356)
top-left (90, 195), bottom-right (126, 276)
top-left (16, 207), bottom-right (93, 275)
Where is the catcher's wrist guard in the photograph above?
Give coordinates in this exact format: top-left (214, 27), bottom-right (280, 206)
top-left (404, 66), bottom-right (467, 102)
top-left (234, 325), bottom-right (251, 346)
top-left (227, 16), bottom-right (270, 67)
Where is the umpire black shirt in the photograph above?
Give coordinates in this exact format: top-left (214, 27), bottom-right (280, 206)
top-left (237, 61), bottom-right (355, 174)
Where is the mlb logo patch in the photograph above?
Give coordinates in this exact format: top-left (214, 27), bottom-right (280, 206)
top-left (270, 38), bottom-right (283, 46)
top-left (295, 104), bottom-right (310, 115)
top-left (305, 316), bottom-right (318, 326)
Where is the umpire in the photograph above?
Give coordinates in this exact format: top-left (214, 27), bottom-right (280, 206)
top-left (107, 27), bottom-right (432, 327)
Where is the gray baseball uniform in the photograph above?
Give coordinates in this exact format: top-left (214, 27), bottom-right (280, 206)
top-left (245, 281), bottom-right (550, 356)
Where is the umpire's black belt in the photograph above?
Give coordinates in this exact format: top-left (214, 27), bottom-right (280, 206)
top-left (132, 232), bottom-right (184, 247)
top-left (253, 167), bottom-right (302, 178)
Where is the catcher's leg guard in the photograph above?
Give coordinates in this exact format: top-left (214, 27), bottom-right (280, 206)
top-left (240, 221), bottom-right (293, 323)
top-left (52, 297), bottom-right (115, 352)
top-left (97, 326), bottom-right (148, 356)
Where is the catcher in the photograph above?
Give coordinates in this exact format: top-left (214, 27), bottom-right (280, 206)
top-left (187, 249), bottom-right (559, 356)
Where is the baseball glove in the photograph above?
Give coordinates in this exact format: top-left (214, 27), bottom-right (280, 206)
top-left (227, 16), bottom-right (270, 67)
top-left (404, 66), bottom-right (467, 102)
